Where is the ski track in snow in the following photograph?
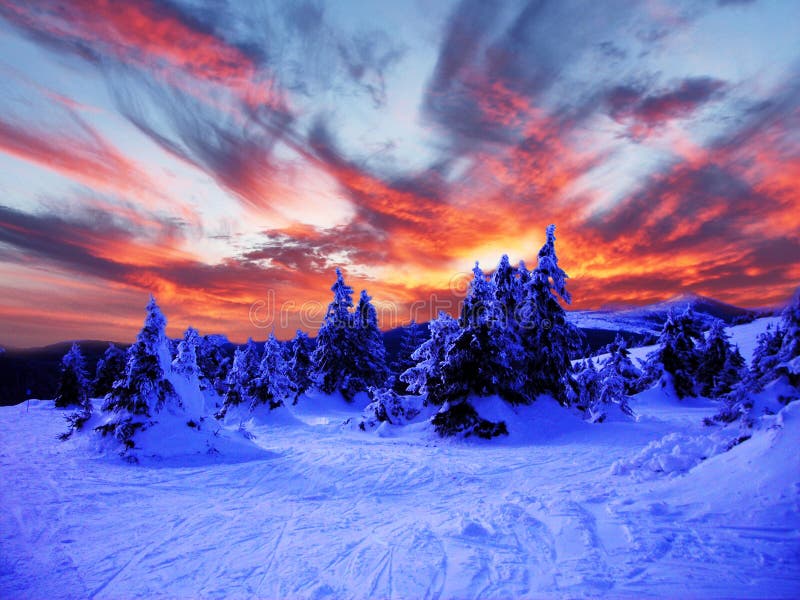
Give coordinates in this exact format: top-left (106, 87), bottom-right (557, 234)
top-left (2, 319), bottom-right (799, 599)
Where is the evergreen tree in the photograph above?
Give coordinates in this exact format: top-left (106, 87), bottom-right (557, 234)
top-left (400, 312), bottom-right (460, 404)
top-left (697, 320), bottom-right (745, 397)
top-left (600, 335), bottom-right (642, 395)
top-left (98, 296), bottom-right (178, 448)
top-left (250, 333), bottom-right (291, 410)
top-left (92, 343), bottom-right (127, 398)
top-left (571, 359), bottom-right (600, 416)
top-left (172, 327), bottom-right (201, 380)
top-left (643, 307), bottom-right (704, 398)
top-left (54, 343), bottom-right (89, 409)
top-left (439, 262), bottom-right (525, 404)
top-left (196, 334), bottom-right (231, 395)
top-left (391, 321), bottom-right (425, 394)
top-left (352, 289), bottom-right (390, 390)
top-left (218, 338), bottom-right (260, 417)
top-left (288, 330), bottom-right (315, 404)
top-left (311, 268), bottom-right (356, 397)
top-left (776, 288), bottom-right (800, 387)
top-left (519, 224), bottom-right (582, 403)
top-left (751, 325), bottom-right (784, 385)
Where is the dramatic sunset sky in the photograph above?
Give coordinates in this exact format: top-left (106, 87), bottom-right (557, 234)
top-left (0, 0), bottom-right (798, 346)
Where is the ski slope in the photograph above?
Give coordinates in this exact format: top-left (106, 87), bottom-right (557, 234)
top-left (1, 319), bottom-right (798, 599)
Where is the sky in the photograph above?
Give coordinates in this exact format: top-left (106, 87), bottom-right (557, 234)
top-left (0, 0), bottom-right (798, 346)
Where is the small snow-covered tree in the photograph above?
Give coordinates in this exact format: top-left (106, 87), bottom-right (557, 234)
top-left (218, 338), bottom-right (260, 417)
top-left (288, 330), bottom-right (315, 404)
top-left (359, 386), bottom-right (421, 431)
top-left (751, 325), bottom-right (784, 385)
top-left (643, 307), bottom-right (704, 398)
top-left (311, 268), bottom-right (357, 398)
top-left (571, 359), bottom-right (601, 418)
top-left (250, 333), bottom-right (291, 410)
top-left (172, 327), bottom-right (201, 380)
top-left (98, 296), bottom-right (178, 448)
top-left (776, 288), bottom-right (800, 388)
top-left (391, 321), bottom-right (425, 394)
top-left (311, 270), bottom-right (387, 400)
top-left (55, 343), bottom-right (89, 409)
top-left (439, 263), bottom-right (525, 404)
top-left (92, 343), bottom-right (127, 397)
top-left (196, 334), bottom-right (230, 395)
top-left (352, 289), bottom-right (390, 390)
top-left (696, 320), bottom-right (745, 397)
top-left (519, 224), bottom-right (583, 403)
top-left (400, 312), bottom-right (460, 404)
top-left (600, 335), bottom-right (642, 395)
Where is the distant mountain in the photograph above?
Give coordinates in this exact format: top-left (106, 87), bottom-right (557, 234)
top-left (569, 293), bottom-right (766, 336)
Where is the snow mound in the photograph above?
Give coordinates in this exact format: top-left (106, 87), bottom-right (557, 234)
top-left (610, 429), bottom-right (735, 478)
top-left (68, 402), bottom-right (272, 465)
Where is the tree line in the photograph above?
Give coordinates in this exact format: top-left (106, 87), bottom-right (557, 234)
top-left (53, 225), bottom-right (800, 447)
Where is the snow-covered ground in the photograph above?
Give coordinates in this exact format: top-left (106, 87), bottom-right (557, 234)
top-left (1, 318), bottom-right (798, 598)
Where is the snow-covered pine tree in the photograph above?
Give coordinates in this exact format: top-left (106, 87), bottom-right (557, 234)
top-left (439, 262), bottom-right (524, 404)
top-left (196, 334), bottom-right (231, 395)
top-left (218, 338), bottom-right (260, 417)
top-left (311, 268), bottom-right (354, 397)
top-left (413, 264), bottom-right (514, 438)
top-left (250, 333), bottom-right (291, 410)
top-left (54, 342), bottom-right (89, 409)
top-left (519, 224), bottom-right (583, 404)
top-left (696, 320), bottom-right (745, 397)
top-left (571, 359), bottom-right (601, 419)
top-left (92, 343), bottom-right (127, 398)
top-left (400, 312), bottom-right (459, 404)
top-left (98, 296), bottom-right (178, 448)
top-left (311, 269), bottom-right (381, 401)
top-left (391, 321), bottom-right (425, 394)
top-left (359, 385), bottom-right (422, 431)
top-left (643, 307), bottom-right (704, 398)
top-left (288, 330), bottom-right (315, 404)
top-left (353, 289), bottom-right (390, 391)
top-left (776, 288), bottom-right (800, 388)
top-left (751, 325), bottom-right (784, 386)
top-left (172, 327), bottom-right (201, 380)
top-left (600, 335), bottom-right (642, 395)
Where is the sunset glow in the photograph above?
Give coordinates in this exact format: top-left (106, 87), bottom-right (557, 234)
top-left (0, 0), bottom-right (798, 346)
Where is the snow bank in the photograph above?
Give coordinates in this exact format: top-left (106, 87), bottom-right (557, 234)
top-left (610, 429), bottom-right (735, 478)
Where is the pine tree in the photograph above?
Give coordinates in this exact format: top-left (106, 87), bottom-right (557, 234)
top-left (288, 330), bottom-right (315, 404)
top-left (751, 325), bottom-right (784, 385)
top-left (97, 296), bottom-right (178, 449)
top-left (600, 335), bottom-right (642, 395)
top-left (643, 307), bottom-right (703, 398)
top-left (519, 224), bottom-right (583, 403)
top-left (250, 333), bottom-right (291, 410)
top-left (172, 327), bottom-right (201, 380)
top-left (571, 359), bottom-right (601, 418)
top-left (311, 268), bottom-right (356, 397)
top-left (776, 287), bottom-right (800, 387)
top-left (92, 343), bottom-right (127, 398)
top-left (196, 334), bottom-right (231, 395)
top-left (218, 338), bottom-right (260, 417)
top-left (55, 343), bottom-right (89, 409)
top-left (400, 312), bottom-right (460, 404)
top-left (697, 320), bottom-right (745, 397)
top-left (391, 321), bottom-right (425, 394)
top-left (439, 262), bottom-right (524, 404)
top-left (352, 289), bottom-right (390, 391)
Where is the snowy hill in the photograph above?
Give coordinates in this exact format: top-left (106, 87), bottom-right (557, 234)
top-left (1, 317), bottom-right (798, 598)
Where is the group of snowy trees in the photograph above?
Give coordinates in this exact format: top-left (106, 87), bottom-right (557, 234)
top-left (398, 225), bottom-right (585, 436)
top-left (53, 223), bottom-right (799, 445)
